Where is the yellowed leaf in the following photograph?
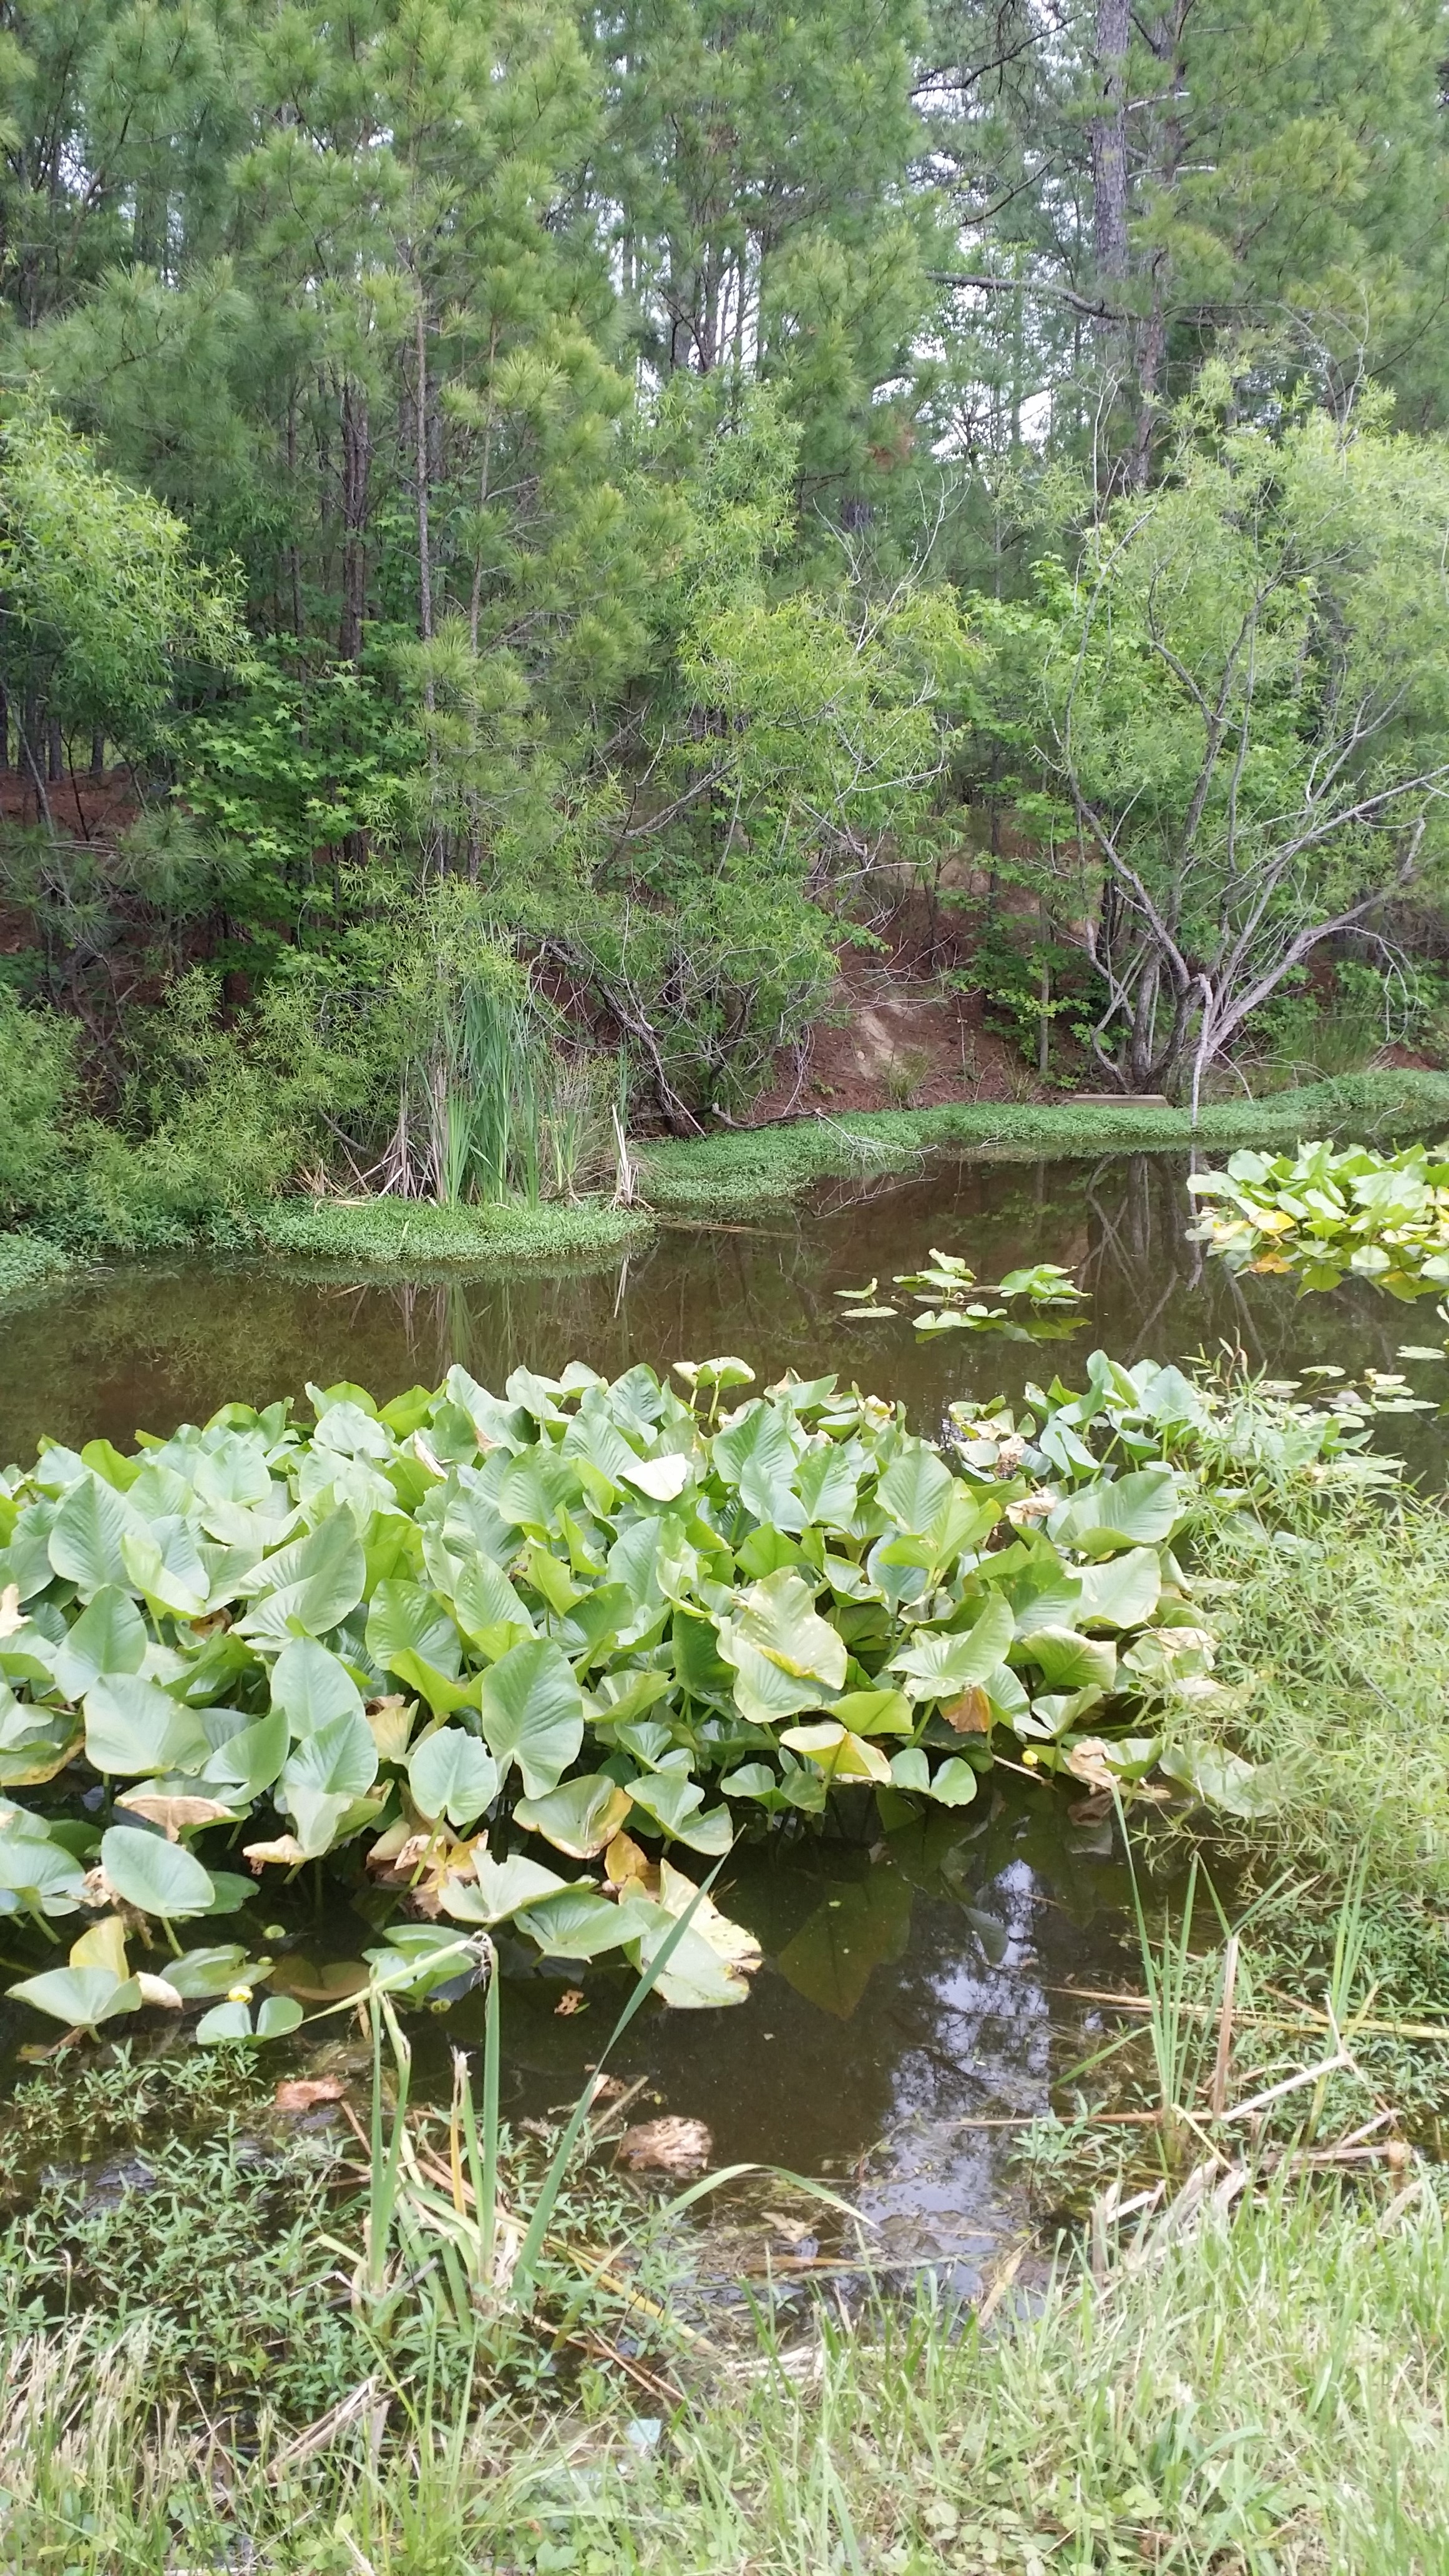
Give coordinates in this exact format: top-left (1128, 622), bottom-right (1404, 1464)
top-left (364, 1695), bottom-right (416, 1764)
top-left (604, 1828), bottom-right (657, 1898)
top-left (245, 1834), bottom-right (309, 1870)
top-left (69, 1913), bottom-right (129, 1978)
top-left (135, 1972), bottom-right (185, 2009)
top-left (657, 1855), bottom-right (763, 1976)
top-left (119, 1793), bottom-right (237, 1841)
top-left (364, 1815), bottom-right (414, 1871)
top-left (941, 1685), bottom-right (993, 1735)
top-left (0, 1728), bottom-right (84, 1786)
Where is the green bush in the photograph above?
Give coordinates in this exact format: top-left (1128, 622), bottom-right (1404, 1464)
top-left (0, 991), bottom-right (79, 1224)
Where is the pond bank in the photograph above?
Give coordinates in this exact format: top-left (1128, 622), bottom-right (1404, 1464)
top-left (4, 1068), bottom-right (1448, 1294)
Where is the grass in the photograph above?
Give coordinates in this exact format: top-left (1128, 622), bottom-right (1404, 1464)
top-left (638, 1068), bottom-right (1449, 1218)
top-left (256, 1193), bottom-right (649, 1267)
top-left (1193, 1474), bottom-right (1449, 1905)
top-left (4, 2180), bottom-right (1448, 2570)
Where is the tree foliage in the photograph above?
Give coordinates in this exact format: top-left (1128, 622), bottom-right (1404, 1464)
top-left (1027, 391), bottom-right (1449, 1101)
top-left (0, 0), bottom-right (1447, 1168)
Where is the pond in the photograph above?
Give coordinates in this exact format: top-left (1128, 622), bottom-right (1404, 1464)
top-left (2, 1148), bottom-right (1440, 2280)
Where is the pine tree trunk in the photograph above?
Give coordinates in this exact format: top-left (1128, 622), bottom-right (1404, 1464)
top-left (1091, 0), bottom-right (1131, 363)
top-left (339, 377), bottom-right (371, 661)
top-left (414, 300), bottom-right (433, 645)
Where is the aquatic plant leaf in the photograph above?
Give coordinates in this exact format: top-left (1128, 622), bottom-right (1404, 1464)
top-left (477, 1638), bottom-right (585, 1798)
top-left (1160, 1744), bottom-right (1274, 1816)
top-left (366, 1581), bottom-right (462, 1686)
top-left (877, 1445), bottom-right (956, 1533)
top-left (925, 1757), bottom-right (979, 1807)
top-left (120, 1519), bottom-right (210, 1618)
top-left (194, 1998), bottom-right (251, 2041)
top-left (280, 1709), bottom-right (379, 1856)
top-left (50, 1586), bottom-right (147, 1699)
top-left (1016, 1626), bottom-right (1118, 1694)
top-left (69, 1913), bottom-right (128, 1977)
top-left (711, 1402), bottom-right (805, 1527)
top-left (439, 1851), bottom-right (571, 1923)
top-left (84, 1674), bottom-right (212, 1778)
top-left (407, 1726), bottom-right (499, 1829)
top-left (888, 1597), bottom-right (1014, 1700)
top-left (117, 1791), bottom-right (239, 1837)
top-left (100, 1824), bottom-right (216, 1918)
top-left (1076, 1546), bottom-right (1161, 1630)
top-left (629, 1915), bottom-right (751, 2008)
top-left (673, 1357), bottom-right (755, 1393)
top-left (514, 1772), bottom-right (635, 1857)
top-left (46, 1473), bottom-right (152, 1601)
top-left (620, 1451), bottom-right (692, 1501)
top-left (163, 1944), bottom-right (260, 1998)
top-left (665, 1801), bottom-right (734, 1854)
top-left (0, 1810), bottom-right (88, 1911)
top-left (0, 1702), bottom-right (84, 1785)
top-left (236, 1510), bottom-right (366, 1641)
top-left (194, 1991), bottom-right (299, 2042)
top-left (717, 1760), bottom-right (780, 1801)
top-left (1049, 1466), bottom-right (1181, 1554)
top-left (781, 1721), bottom-right (892, 1782)
top-left (832, 1687), bottom-right (914, 1735)
top-left (724, 1569), bottom-right (847, 1687)
top-left (450, 1552), bottom-right (534, 1652)
top-left (202, 1707), bottom-right (288, 1800)
top-left (515, 1886), bottom-right (653, 1958)
top-left (271, 1637), bottom-right (364, 1736)
top-left (624, 1768), bottom-right (705, 1833)
top-left (8, 1963), bottom-right (141, 2029)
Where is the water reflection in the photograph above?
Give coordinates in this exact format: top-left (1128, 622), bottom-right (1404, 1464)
top-left (2, 1152), bottom-right (1440, 1473)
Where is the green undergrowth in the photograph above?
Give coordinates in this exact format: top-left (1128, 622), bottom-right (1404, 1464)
top-left (639, 1071), bottom-right (1449, 1218)
top-left (257, 1194), bottom-right (649, 1267)
top-left (0, 1231), bottom-right (72, 1298)
top-left (4, 2180), bottom-right (1448, 2572)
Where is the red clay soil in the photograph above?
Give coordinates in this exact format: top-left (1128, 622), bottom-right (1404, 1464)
top-left (0, 766), bottom-right (140, 841)
top-left (748, 951), bottom-right (1058, 1121)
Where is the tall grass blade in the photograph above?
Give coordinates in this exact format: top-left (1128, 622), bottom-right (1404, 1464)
top-left (479, 1961), bottom-right (500, 2281)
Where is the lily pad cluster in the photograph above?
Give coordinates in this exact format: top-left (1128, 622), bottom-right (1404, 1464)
top-left (837, 1251), bottom-right (1086, 1339)
top-left (1187, 1141), bottom-right (1449, 1297)
top-left (2, 1350), bottom-right (1245, 2039)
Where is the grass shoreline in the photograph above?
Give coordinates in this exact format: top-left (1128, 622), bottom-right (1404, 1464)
top-left (4, 1067), bottom-right (1449, 1292)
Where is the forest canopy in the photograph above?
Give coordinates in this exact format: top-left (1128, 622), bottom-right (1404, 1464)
top-left (2, 0), bottom-right (1449, 1241)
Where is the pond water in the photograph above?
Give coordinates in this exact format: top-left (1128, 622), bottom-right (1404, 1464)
top-left (2, 1148), bottom-right (1441, 2276)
